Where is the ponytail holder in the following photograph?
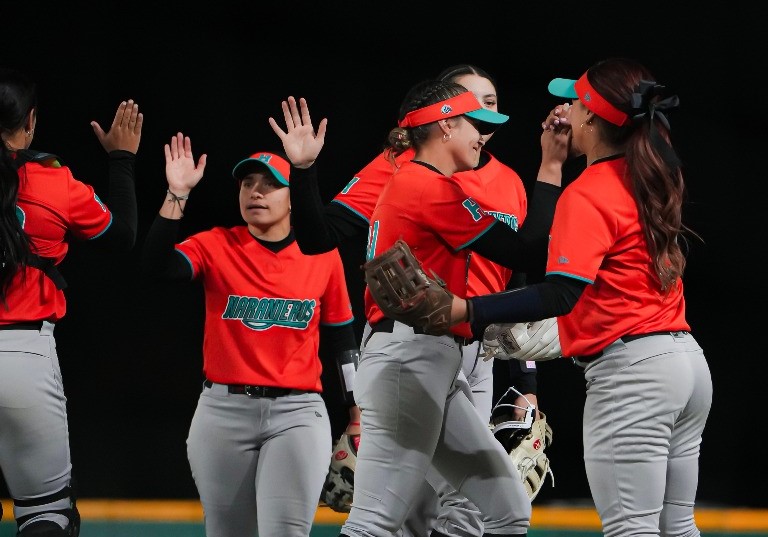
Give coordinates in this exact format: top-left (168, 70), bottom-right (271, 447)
top-left (630, 79), bottom-right (682, 168)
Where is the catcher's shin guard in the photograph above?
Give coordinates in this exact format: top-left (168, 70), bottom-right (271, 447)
top-left (15, 482), bottom-right (80, 537)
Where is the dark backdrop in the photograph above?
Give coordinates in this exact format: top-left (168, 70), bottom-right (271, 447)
top-left (2, 1), bottom-right (765, 508)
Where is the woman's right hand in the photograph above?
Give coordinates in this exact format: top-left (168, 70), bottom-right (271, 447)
top-left (268, 96), bottom-right (327, 169)
top-left (537, 103), bottom-right (572, 185)
top-left (164, 132), bottom-right (206, 195)
top-left (541, 102), bottom-right (571, 133)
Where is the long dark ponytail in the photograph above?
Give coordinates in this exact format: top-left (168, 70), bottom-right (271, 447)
top-left (586, 58), bottom-right (698, 292)
top-left (0, 68), bottom-right (36, 302)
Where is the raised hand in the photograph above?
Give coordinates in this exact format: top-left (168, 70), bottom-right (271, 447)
top-left (268, 96), bottom-right (327, 169)
top-left (91, 99), bottom-right (143, 154)
top-left (164, 132), bottom-right (206, 196)
top-left (541, 102), bottom-right (571, 133)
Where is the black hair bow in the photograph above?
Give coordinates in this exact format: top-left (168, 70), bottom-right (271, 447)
top-left (630, 79), bottom-right (682, 167)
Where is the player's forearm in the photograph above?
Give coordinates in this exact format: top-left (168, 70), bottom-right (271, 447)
top-left (508, 361), bottom-right (537, 396)
top-left (289, 165), bottom-right (344, 254)
top-left (96, 150), bottom-right (138, 250)
top-left (140, 214), bottom-right (191, 281)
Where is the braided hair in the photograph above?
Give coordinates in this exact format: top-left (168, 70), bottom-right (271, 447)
top-left (386, 79), bottom-right (468, 155)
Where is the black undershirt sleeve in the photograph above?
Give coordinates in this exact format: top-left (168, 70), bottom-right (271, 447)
top-left (468, 275), bottom-right (586, 336)
top-left (319, 323), bottom-right (359, 407)
top-left (469, 182), bottom-right (561, 274)
top-left (319, 324), bottom-right (358, 359)
top-left (139, 214), bottom-right (193, 282)
top-left (289, 165), bottom-right (369, 255)
top-left (496, 182), bottom-right (564, 397)
top-left (518, 182), bottom-right (560, 248)
top-left (89, 150), bottom-right (138, 251)
top-left (507, 361), bottom-right (537, 396)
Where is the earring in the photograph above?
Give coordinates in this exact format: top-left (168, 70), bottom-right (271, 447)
top-left (443, 132), bottom-right (451, 142)
top-left (25, 129), bottom-right (34, 137)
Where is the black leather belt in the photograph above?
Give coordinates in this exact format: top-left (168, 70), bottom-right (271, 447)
top-left (576, 331), bottom-right (689, 363)
top-left (0, 321), bottom-right (43, 331)
top-left (368, 318), bottom-right (473, 347)
top-left (203, 379), bottom-right (295, 398)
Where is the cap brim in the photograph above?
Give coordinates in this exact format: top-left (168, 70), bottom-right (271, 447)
top-left (232, 159), bottom-right (289, 186)
top-left (548, 78), bottom-right (578, 99)
top-left (464, 108), bottom-right (509, 135)
top-left (464, 108), bottom-right (509, 125)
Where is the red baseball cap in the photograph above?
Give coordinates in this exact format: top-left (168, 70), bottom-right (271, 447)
top-left (231, 152), bottom-right (290, 186)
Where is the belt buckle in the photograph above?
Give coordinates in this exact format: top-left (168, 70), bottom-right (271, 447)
top-left (244, 385), bottom-right (266, 398)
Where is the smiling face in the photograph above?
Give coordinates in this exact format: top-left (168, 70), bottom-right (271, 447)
top-left (453, 73), bottom-right (499, 141)
top-left (238, 169), bottom-right (291, 239)
top-left (451, 115), bottom-right (486, 171)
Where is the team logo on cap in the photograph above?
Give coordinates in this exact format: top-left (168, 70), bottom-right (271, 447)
top-left (583, 92), bottom-right (592, 102)
top-left (440, 104), bottom-right (453, 115)
top-left (256, 154), bottom-right (272, 164)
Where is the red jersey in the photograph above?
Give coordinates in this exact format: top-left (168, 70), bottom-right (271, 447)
top-left (332, 148), bottom-right (415, 222)
top-left (175, 227), bottom-right (354, 391)
top-left (364, 161), bottom-right (505, 339)
top-left (545, 157), bottom-right (689, 357)
top-left (3, 158), bottom-right (113, 324)
top-left (456, 153), bottom-right (527, 297)
top-left (336, 148), bottom-right (527, 327)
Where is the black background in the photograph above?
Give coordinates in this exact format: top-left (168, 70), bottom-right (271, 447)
top-left (2, 1), bottom-right (766, 508)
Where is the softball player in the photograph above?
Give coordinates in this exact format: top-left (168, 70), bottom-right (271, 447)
top-left (269, 81), bottom-right (568, 537)
top-left (140, 134), bottom-right (358, 537)
top-left (0, 68), bottom-right (142, 537)
top-left (450, 58), bottom-right (713, 537)
top-left (288, 65), bottom-right (557, 537)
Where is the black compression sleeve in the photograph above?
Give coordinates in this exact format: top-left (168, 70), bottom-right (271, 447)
top-left (290, 165), bottom-right (368, 255)
top-left (320, 323), bottom-right (359, 406)
top-left (470, 222), bottom-right (548, 273)
top-left (518, 182), bottom-right (560, 245)
top-left (469, 182), bottom-right (561, 273)
top-left (325, 203), bottom-right (370, 244)
top-left (90, 150), bottom-right (137, 251)
top-left (468, 275), bottom-right (586, 335)
top-left (289, 165), bottom-right (336, 254)
top-left (507, 361), bottom-right (537, 395)
top-left (140, 214), bottom-right (193, 282)
top-left (320, 323), bottom-right (358, 357)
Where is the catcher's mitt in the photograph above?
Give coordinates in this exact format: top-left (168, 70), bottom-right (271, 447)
top-left (482, 318), bottom-right (561, 362)
top-left (320, 433), bottom-right (357, 513)
top-left (363, 240), bottom-right (453, 336)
